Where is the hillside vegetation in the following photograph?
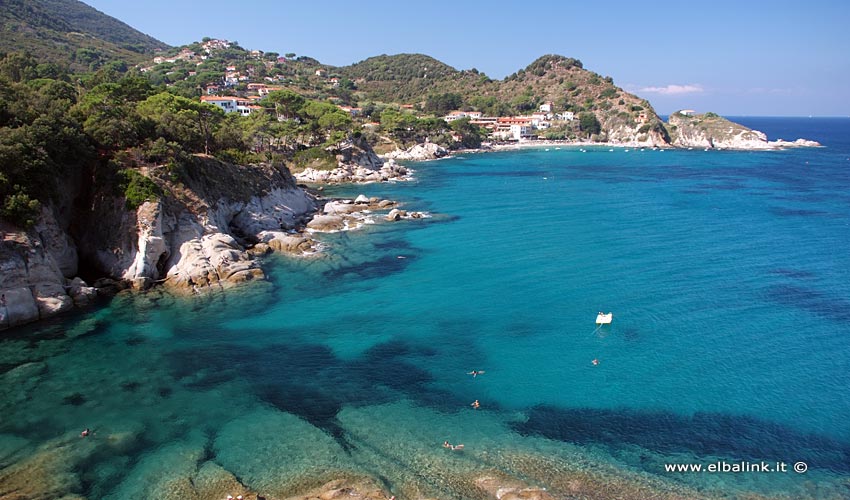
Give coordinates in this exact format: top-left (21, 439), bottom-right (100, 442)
top-left (0, 0), bottom-right (168, 72)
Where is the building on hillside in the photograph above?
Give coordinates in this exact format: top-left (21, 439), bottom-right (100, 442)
top-left (257, 85), bottom-right (284, 96)
top-left (200, 96), bottom-right (260, 116)
top-left (201, 95), bottom-right (238, 113)
top-left (531, 112), bottom-right (550, 125)
top-left (239, 105), bottom-right (263, 116)
top-left (493, 117), bottom-right (534, 140)
top-left (202, 39), bottom-right (232, 53)
top-left (444, 110), bottom-right (483, 122)
top-left (315, 69), bottom-right (326, 77)
top-left (444, 111), bottom-right (467, 122)
top-left (539, 101), bottom-right (554, 113)
top-left (555, 111), bottom-right (575, 121)
top-left (679, 109), bottom-right (696, 116)
top-left (338, 105), bottom-right (362, 117)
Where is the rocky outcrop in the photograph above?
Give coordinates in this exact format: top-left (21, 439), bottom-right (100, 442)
top-left (666, 111), bottom-right (821, 150)
top-left (294, 160), bottom-right (410, 184)
top-left (75, 159), bottom-right (320, 296)
top-left (1, 219), bottom-right (96, 331)
top-left (294, 137), bottom-right (414, 184)
top-left (1, 153), bottom-right (432, 328)
top-left (603, 116), bottom-right (671, 148)
top-left (667, 111), bottom-right (770, 149)
top-left (334, 136), bottom-right (384, 170)
top-left (306, 196), bottom-right (421, 233)
top-left (768, 138), bottom-right (823, 148)
top-left (382, 142), bottom-right (448, 161)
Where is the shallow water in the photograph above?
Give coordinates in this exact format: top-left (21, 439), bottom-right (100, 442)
top-left (2, 118), bottom-right (850, 499)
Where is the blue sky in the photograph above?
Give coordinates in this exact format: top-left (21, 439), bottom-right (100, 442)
top-left (84, 0), bottom-right (850, 116)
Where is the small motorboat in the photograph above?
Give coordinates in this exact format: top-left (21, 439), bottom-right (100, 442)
top-left (595, 312), bottom-right (613, 325)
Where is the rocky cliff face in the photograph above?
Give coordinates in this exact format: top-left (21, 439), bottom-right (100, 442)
top-left (1, 156), bottom-right (319, 330)
top-left (0, 209), bottom-right (97, 330)
top-left (603, 116), bottom-right (671, 147)
top-left (76, 157), bottom-right (319, 294)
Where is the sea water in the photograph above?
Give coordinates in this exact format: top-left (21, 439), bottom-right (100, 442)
top-left (1, 118), bottom-right (849, 499)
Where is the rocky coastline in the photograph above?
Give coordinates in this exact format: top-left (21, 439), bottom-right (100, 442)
top-left (0, 143), bottom-right (427, 330)
top-left (375, 112), bottom-right (821, 162)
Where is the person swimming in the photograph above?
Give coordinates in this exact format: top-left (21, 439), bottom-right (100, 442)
top-left (471, 399), bottom-right (480, 409)
top-left (467, 370), bottom-right (485, 377)
top-left (592, 359), bottom-right (599, 366)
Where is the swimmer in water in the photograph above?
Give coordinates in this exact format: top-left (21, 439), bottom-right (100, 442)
top-left (471, 399), bottom-right (480, 409)
top-left (467, 370), bottom-right (485, 377)
top-left (592, 359), bottom-right (599, 366)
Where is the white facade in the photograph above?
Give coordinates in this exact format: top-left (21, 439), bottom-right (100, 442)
top-left (203, 98), bottom-right (238, 112)
top-left (510, 124), bottom-right (532, 140)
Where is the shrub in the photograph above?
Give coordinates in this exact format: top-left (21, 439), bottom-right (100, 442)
top-left (1, 189), bottom-right (41, 227)
top-left (119, 169), bottom-right (161, 209)
top-left (293, 147), bottom-right (336, 171)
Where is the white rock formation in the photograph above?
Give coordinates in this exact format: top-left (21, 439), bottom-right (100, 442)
top-left (382, 142), bottom-right (448, 161)
top-left (294, 161), bottom-right (410, 184)
top-left (0, 228), bottom-right (94, 330)
top-left (113, 186), bottom-right (318, 294)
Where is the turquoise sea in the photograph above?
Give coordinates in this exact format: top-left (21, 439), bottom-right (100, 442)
top-left (2, 117), bottom-right (849, 499)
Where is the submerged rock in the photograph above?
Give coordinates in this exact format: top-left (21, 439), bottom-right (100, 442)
top-left (213, 409), bottom-right (348, 495)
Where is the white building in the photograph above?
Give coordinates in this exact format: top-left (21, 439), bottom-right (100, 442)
top-left (201, 96), bottom-right (237, 112)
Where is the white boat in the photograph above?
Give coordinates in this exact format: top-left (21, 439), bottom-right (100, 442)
top-left (595, 312), bottom-right (613, 325)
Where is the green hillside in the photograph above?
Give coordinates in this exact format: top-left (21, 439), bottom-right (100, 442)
top-left (339, 53), bottom-right (461, 102)
top-left (0, 0), bottom-right (169, 71)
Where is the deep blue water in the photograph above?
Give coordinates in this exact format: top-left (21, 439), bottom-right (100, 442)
top-left (2, 117), bottom-right (849, 499)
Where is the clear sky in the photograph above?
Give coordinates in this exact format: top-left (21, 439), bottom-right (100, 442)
top-left (83, 0), bottom-right (850, 116)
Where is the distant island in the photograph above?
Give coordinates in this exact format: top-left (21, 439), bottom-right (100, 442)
top-left (0, 0), bottom-right (821, 332)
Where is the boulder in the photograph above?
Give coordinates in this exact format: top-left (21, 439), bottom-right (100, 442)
top-left (258, 231), bottom-right (316, 254)
top-left (386, 209), bottom-right (406, 221)
top-left (383, 142), bottom-right (448, 161)
top-left (354, 194), bottom-right (370, 204)
top-left (68, 277), bottom-right (97, 307)
top-left (1, 287), bottom-right (39, 329)
top-left (323, 200), bottom-right (361, 215)
top-left (33, 283), bottom-right (74, 318)
top-left (307, 215), bottom-right (346, 232)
